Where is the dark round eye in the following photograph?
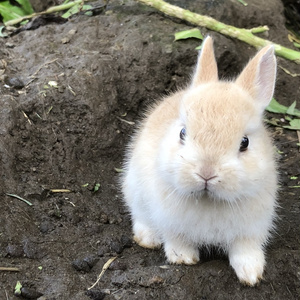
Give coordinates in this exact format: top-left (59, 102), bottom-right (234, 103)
top-left (180, 127), bottom-right (186, 141)
top-left (240, 136), bottom-right (249, 152)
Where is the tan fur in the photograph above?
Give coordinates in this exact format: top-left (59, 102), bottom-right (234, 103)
top-left (122, 36), bottom-right (278, 286)
top-left (191, 37), bottom-right (218, 85)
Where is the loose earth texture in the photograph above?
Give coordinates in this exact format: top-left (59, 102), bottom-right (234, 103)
top-left (0, 0), bottom-right (299, 299)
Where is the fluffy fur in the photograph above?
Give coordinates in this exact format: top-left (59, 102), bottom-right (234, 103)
top-left (122, 36), bottom-right (278, 286)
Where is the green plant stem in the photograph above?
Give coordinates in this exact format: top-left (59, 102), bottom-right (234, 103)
top-left (4, 0), bottom-right (85, 26)
top-left (6, 193), bottom-right (33, 206)
top-left (136, 0), bottom-right (300, 63)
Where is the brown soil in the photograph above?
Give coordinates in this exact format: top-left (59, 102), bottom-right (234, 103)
top-left (0, 0), bottom-right (299, 299)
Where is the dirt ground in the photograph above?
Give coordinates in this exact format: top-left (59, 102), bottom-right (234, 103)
top-left (0, 0), bottom-right (299, 299)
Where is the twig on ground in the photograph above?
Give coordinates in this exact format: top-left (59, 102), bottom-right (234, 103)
top-left (135, 0), bottom-right (300, 63)
top-left (0, 267), bottom-right (20, 272)
top-left (4, 0), bottom-right (85, 26)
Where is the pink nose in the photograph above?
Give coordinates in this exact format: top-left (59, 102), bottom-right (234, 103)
top-left (197, 174), bottom-right (218, 183)
top-left (197, 173), bottom-right (218, 190)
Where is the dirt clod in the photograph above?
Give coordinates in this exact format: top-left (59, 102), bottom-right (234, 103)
top-left (19, 287), bottom-right (43, 299)
top-left (72, 259), bottom-right (92, 273)
top-left (86, 289), bottom-right (106, 300)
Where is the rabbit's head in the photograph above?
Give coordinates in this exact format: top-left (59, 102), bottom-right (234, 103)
top-left (157, 37), bottom-right (277, 203)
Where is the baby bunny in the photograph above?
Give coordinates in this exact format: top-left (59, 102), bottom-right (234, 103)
top-left (122, 36), bottom-right (278, 286)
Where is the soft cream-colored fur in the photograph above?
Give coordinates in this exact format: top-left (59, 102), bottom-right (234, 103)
top-left (122, 36), bottom-right (278, 286)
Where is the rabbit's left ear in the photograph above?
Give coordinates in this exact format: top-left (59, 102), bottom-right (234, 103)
top-left (236, 46), bottom-right (277, 110)
top-left (191, 36), bottom-right (218, 87)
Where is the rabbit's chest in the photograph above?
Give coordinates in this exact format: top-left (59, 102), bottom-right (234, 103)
top-left (154, 199), bottom-right (250, 245)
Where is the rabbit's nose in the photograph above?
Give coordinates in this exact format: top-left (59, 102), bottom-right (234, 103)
top-left (197, 174), bottom-right (218, 182)
top-left (197, 165), bottom-right (217, 182)
top-left (196, 173), bottom-right (218, 190)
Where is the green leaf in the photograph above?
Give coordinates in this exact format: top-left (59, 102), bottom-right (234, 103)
top-left (293, 42), bottom-right (300, 48)
top-left (0, 0), bottom-right (34, 23)
top-left (93, 183), bottom-right (101, 192)
top-left (266, 98), bottom-right (300, 117)
top-left (20, 19), bottom-right (29, 25)
top-left (286, 101), bottom-right (300, 117)
top-left (266, 98), bottom-right (288, 114)
top-left (286, 101), bottom-right (296, 115)
top-left (62, 4), bottom-right (92, 18)
top-left (14, 281), bottom-right (22, 296)
top-left (174, 28), bottom-right (203, 41)
top-left (290, 176), bottom-right (298, 180)
top-left (17, 0), bottom-right (34, 14)
top-left (285, 115), bottom-right (292, 121)
top-left (283, 118), bottom-right (300, 130)
top-left (237, 0), bottom-right (248, 6)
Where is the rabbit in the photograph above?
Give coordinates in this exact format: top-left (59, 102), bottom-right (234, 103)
top-left (122, 36), bottom-right (278, 286)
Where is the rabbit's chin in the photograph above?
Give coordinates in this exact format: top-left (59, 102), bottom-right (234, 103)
top-left (174, 177), bottom-right (253, 204)
top-left (183, 187), bottom-right (243, 204)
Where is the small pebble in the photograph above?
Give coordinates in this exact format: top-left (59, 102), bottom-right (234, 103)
top-left (5, 42), bottom-right (15, 48)
top-left (5, 77), bottom-right (25, 89)
top-left (120, 235), bottom-right (133, 248)
top-left (72, 259), bottom-right (91, 273)
top-left (83, 255), bottom-right (99, 268)
top-left (6, 244), bottom-right (24, 257)
top-left (110, 239), bottom-right (123, 254)
top-left (99, 213), bottom-right (108, 224)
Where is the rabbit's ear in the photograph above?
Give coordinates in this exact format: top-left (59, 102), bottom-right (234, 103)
top-left (191, 36), bottom-right (218, 87)
top-left (236, 46), bottom-right (277, 110)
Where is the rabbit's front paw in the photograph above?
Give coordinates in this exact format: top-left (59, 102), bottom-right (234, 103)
top-left (133, 221), bottom-right (161, 249)
top-left (164, 240), bottom-right (199, 265)
top-left (230, 254), bottom-right (264, 286)
top-left (229, 240), bottom-right (265, 286)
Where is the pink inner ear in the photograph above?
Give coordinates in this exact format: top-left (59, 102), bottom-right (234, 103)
top-left (191, 36), bottom-right (218, 87)
top-left (236, 46), bottom-right (277, 109)
top-left (255, 51), bottom-right (277, 105)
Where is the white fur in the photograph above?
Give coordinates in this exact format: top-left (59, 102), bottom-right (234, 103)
top-left (122, 37), bottom-right (278, 286)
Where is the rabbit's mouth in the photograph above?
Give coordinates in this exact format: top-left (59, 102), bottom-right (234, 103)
top-left (195, 173), bottom-right (218, 192)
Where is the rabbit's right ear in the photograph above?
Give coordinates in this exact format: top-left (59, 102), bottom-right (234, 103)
top-left (191, 36), bottom-right (218, 87)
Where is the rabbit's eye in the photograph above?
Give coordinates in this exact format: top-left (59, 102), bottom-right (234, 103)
top-left (180, 127), bottom-right (186, 141)
top-left (240, 136), bottom-right (249, 152)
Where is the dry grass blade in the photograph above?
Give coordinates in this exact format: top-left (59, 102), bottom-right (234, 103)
top-left (29, 58), bottom-right (59, 78)
top-left (88, 257), bottom-right (117, 290)
top-left (0, 267), bottom-right (20, 272)
top-left (50, 189), bottom-right (72, 193)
